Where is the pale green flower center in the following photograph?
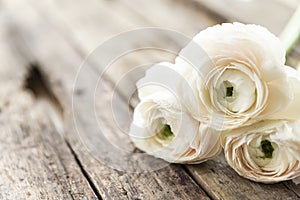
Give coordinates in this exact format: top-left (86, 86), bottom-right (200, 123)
top-left (261, 140), bottom-right (274, 159)
top-left (224, 80), bottom-right (235, 99)
top-left (158, 124), bottom-right (174, 141)
top-left (215, 69), bottom-right (256, 113)
top-left (226, 86), bottom-right (234, 97)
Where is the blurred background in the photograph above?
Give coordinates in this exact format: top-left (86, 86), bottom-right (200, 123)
top-left (1, 0), bottom-right (300, 79)
top-left (1, 0), bottom-right (300, 73)
top-left (2, 0), bottom-right (299, 89)
top-left (1, 0), bottom-right (300, 199)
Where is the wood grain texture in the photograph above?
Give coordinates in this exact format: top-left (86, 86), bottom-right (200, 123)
top-left (0, 94), bottom-right (97, 200)
top-left (18, 0), bottom-right (300, 199)
top-left (2, 0), bottom-right (300, 199)
top-left (192, 0), bottom-right (300, 35)
top-left (0, 15), bottom-right (97, 200)
top-left (186, 154), bottom-right (300, 200)
top-left (2, 0), bottom-right (211, 199)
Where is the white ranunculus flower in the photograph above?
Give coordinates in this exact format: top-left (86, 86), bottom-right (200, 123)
top-left (129, 63), bottom-right (221, 163)
top-left (174, 22), bottom-right (300, 130)
top-left (221, 120), bottom-right (300, 183)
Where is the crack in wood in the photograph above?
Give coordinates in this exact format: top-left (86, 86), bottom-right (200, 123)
top-left (182, 165), bottom-right (213, 200)
top-left (283, 182), bottom-right (300, 199)
top-left (23, 63), bottom-right (103, 199)
top-left (65, 141), bottom-right (103, 200)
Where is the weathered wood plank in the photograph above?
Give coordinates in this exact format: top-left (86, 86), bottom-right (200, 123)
top-left (186, 154), bottom-right (299, 200)
top-left (0, 94), bottom-right (97, 200)
top-left (26, 0), bottom-right (221, 91)
top-left (117, 0), bottom-right (219, 37)
top-left (191, 0), bottom-right (300, 35)
top-left (21, 0), bottom-right (300, 199)
top-left (2, 0), bottom-right (212, 199)
top-left (0, 9), bottom-right (97, 199)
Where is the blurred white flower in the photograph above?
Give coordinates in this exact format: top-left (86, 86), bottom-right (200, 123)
top-left (221, 120), bottom-right (300, 183)
top-left (174, 22), bottom-right (300, 130)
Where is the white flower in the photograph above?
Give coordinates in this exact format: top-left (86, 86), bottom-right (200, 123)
top-left (221, 120), bottom-right (300, 183)
top-left (174, 22), bottom-right (300, 130)
top-left (129, 63), bottom-right (221, 163)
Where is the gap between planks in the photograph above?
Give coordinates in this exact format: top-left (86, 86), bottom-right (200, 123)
top-left (66, 141), bottom-right (103, 200)
top-left (0, 12), bottom-right (98, 199)
top-left (21, 0), bottom-right (300, 198)
top-left (25, 64), bottom-right (103, 199)
top-left (3, 0), bottom-right (300, 198)
top-left (2, 0), bottom-right (211, 199)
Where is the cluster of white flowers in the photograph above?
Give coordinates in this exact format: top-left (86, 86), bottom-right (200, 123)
top-left (129, 23), bottom-right (300, 183)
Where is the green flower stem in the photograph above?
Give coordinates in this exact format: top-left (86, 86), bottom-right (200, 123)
top-left (280, 4), bottom-right (300, 55)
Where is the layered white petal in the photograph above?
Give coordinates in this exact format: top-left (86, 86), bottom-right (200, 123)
top-left (191, 22), bottom-right (286, 66)
top-left (173, 23), bottom-right (300, 130)
top-left (264, 66), bottom-right (300, 120)
top-left (130, 68), bottom-right (221, 163)
top-left (130, 98), bottom-right (221, 163)
top-left (221, 120), bottom-right (300, 183)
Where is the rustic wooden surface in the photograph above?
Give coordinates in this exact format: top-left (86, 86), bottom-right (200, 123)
top-left (0, 9), bottom-right (97, 199)
top-left (1, 0), bottom-right (300, 199)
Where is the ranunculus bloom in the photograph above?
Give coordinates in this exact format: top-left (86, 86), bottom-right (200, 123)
top-left (129, 63), bottom-right (221, 163)
top-left (221, 120), bottom-right (300, 183)
top-left (174, 22), bottom-right (300, 130)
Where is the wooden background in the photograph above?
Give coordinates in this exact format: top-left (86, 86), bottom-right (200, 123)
top-left (1, 0), bottom-right (300, 199)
